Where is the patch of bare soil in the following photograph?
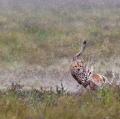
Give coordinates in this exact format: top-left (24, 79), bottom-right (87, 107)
top-left (0, 59), bottom-right (80, 92)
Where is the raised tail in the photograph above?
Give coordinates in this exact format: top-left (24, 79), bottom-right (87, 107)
top-left (73, 41), bottom-right (87, 61)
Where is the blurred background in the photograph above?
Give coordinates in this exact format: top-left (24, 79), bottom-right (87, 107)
top-left (0, 0), bottom-right (120, 92)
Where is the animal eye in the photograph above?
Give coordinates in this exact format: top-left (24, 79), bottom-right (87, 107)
top-left (89, 72), bottom-right (91, 75)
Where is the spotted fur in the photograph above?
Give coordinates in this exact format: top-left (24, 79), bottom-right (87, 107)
top-left (70, 41), bottom-right (87, 85)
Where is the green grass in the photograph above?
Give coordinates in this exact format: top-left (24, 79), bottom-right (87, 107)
top-left (0, 83), bottom-right (120, 119)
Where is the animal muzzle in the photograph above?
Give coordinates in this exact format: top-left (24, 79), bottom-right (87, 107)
top-left (75, 69), bottom-right (83, 74)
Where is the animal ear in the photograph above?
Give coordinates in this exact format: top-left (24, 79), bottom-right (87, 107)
top-left (85, 66), bottom-right (89, 72)
top-left (89, 66), bottom-right (94, 75)
top-left (81, 61), bottom-right (84, 63)
top-left (73, 56), bottom-right (77, 61)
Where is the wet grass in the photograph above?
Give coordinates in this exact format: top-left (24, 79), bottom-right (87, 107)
top-left (0, 83), bottom-right (120, 119)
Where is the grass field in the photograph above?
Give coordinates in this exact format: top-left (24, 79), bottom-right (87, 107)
top-left (0, 83), bottom-right (120, 119)
top-left (0, 0), bottom-right (120, 67)
top-left (0, 0), bottom-right (120, 118)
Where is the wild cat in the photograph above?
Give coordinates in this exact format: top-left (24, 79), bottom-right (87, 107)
top-left (70, 41), bottom-right (111, 90)
top-left (70, 41), bottom-right (87, 85)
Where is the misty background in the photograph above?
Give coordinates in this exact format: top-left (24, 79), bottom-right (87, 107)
top-left (0, 0), bottom-right (120, 92)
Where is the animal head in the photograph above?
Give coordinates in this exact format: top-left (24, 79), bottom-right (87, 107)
top-left (71, 60), bottom-right (86, 75)
top-left (82, 66), bottom-right (93, 83)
